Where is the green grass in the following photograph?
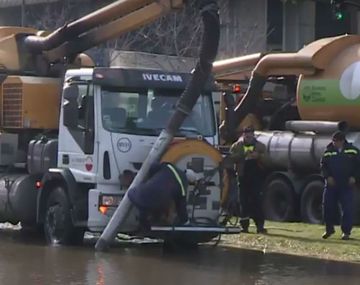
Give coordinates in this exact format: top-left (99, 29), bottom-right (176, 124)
top-left (221, 221), bottom-right (360, 263)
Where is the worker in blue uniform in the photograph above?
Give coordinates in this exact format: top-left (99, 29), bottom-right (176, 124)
top-left (320, 131), bottom-right (360, 240)
top-left (128, 162), bottom-right (200, 231)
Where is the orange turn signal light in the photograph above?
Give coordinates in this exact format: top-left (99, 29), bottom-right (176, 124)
top-left (99, 206), bottom-right (108, 215)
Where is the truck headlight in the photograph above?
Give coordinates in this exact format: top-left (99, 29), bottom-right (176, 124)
top-left (99, 195), bottom-right (121, 207)
top-left (98, 195), bottom-right (122, 215)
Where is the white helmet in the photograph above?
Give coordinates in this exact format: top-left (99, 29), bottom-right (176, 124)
top-left (185, 169), bottom-right (203, 183)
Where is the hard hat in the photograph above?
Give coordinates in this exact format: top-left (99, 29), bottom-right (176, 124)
top-left (185, 169), bottom-right (202, 183)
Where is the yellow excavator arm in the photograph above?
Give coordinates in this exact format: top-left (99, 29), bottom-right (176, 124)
top-left (26, 0), bottom-right (185, 62)
top-left (0, 0), bottom-right (187, 75)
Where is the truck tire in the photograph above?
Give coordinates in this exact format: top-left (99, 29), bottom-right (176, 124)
top-left (44, 186), bottom-right (84, 245)
top-left (263, 178), bottom-right (295, 222)
top-left (300, 180), bottom-right (324, 224)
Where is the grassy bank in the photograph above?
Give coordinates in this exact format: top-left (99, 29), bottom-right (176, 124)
top-left (221, 221), bottom-right (360, 263)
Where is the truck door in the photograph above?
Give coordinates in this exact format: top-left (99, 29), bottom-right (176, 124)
top-left (58, 82), bottom-right (98, 183)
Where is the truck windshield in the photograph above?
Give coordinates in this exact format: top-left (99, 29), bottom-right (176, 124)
top-left (101, 87), bottom-right (216, 137)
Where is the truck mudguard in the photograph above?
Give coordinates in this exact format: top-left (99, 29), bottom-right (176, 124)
top-left (37, 168), bottom-right (79, 223)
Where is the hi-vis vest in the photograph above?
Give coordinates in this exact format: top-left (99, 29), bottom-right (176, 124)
top-left (166, 164), bottom-right (186, 197)
top-left (243, 145), bottom-right (255, 154)
top-left (323, 148), bottom-right (359, 157)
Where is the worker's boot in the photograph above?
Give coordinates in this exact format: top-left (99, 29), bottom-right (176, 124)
top-left (322, 229), bottom-right (335, 239)
top-left (255, 220), bottom-right (267, 234)
top-left (341, 233), bottom-right (350, 240)
top-left (257, 227), bottom-right (268, 234)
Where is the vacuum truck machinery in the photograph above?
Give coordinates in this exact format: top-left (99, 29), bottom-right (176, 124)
top-left (213, 34), bottom-right (360, 224)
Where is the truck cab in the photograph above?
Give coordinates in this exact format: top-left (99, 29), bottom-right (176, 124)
top-left (0, 0), bottom-right (230, 246)
top-left (36, 67), bottom-right (226, 243)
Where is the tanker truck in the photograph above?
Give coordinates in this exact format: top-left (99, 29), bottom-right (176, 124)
top-left (213, 34), bottom-right (360, 224)
top-left (0, 0), bottom-right (240, 246)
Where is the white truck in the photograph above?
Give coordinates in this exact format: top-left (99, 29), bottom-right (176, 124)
top-left (0, 0), bottom-right (239, 246)
top-left (1, 66), bottom-right (237, 245)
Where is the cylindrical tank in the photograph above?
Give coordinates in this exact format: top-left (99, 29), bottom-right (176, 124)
top-left (256, 130), bottom-right (360, 173)
top-left (285, 120), bottom-right (348, 134)
top-left (297, 44), bottom-right (360, 128)
top-left (0, 174), bottom-right (38, 224)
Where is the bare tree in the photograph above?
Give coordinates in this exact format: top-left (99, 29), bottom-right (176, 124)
top-left (23, 0), bottom-right (271, 65)
top-left (106, 1), bottom-right (203, 65)
top-left (218, 0), bottom-right (271, 59)
top-left (26, 1), bottom-right (84, 30)
top-left (24, 1), bottom-right (203, 65)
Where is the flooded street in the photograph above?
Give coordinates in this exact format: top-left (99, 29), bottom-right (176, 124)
top-left (0, 227), bottom-right (359, 285)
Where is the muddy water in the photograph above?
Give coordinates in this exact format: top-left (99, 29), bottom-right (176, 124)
top-left (0, 227), bottom-right (359, 285)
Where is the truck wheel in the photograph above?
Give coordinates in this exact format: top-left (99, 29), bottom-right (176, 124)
top-left (44, 186), bottom-right (84, 245)
top-left (263, 178), bottom-right (295, 222)
top-left (300, 180), bottom-right (324, 224)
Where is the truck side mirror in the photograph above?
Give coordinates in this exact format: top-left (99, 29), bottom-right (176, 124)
top-left (63, 85), bottom-right (79, 128)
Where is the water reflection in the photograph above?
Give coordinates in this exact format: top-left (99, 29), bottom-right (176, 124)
top-left (0, 227), bottom-right (359, 285)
